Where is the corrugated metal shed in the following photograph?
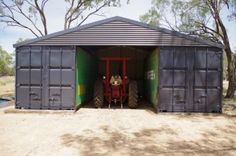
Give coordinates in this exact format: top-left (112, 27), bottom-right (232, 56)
top-left (13, 16), bottom-right (222, 48)
top-left (14, 16), bottom-right (223, 112)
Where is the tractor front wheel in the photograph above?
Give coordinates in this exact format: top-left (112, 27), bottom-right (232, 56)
top-left (128, 81), bottom-right (138, 108)
top-left (93, 81), bottom-right (104, 108)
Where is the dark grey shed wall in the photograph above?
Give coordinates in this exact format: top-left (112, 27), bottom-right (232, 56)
top-left (158, 47), bottom-right (222, 112)
top-left (16, 46), bottom-right (76, 109)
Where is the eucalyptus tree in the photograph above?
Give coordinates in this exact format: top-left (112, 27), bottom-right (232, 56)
top-left (0, 0), bottom-right (123, 37)
top-left (140, 0), bottom-right (236, 98)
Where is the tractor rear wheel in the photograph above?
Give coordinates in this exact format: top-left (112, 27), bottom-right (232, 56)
top-left (93, 81), bottom-right (104, 108)
top-left (128, 81), bottom-right (138, 108)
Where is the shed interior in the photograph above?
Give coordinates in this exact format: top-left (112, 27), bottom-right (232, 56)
top-left (75, 46), bottom-right (159, 108)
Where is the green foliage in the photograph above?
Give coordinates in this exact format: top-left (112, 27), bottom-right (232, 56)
top-left (140, 0), bottom-right (169, 27)
top-left (139, 0), bottom-right (226, 42)
top-left (140, 9), bottom-right (160, 26)
top-left (0, 46), bottom-right (14, 76)
top-left (141, 0), bottom-right (235, 97)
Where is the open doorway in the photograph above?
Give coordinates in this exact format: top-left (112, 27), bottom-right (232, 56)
top-left (75, 46), bottom-right (159, 110)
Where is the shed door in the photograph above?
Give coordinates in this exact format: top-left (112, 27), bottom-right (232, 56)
top-left (16, 46), bottom-right (75, 109)
top-left (159, 47), bottom-right (222, 112)
top-left (193, 48), bottom-right (222, 112)
top-left (42, 46), bottom-right (76, 109)
top-left (16, 46), bottom-right (43, 109)
top-left (159, 48), bottom-right (188, 112)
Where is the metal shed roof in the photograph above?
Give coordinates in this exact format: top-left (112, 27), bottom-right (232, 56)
top-left (13, 16), bottom-right (223, 48)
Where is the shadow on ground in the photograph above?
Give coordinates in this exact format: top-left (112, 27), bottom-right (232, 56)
top-left (60, 124), bottom-right (236, 156)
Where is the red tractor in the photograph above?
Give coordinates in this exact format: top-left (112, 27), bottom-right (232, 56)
top-left (93, 57), bottom-right (138, 108)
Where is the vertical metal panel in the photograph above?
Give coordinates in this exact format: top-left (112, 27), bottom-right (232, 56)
top-left (17, 69), bottom-right (30, 84)
top-left (61, 87), bottom-right (75, 108)
top-left (48, 87), bottom-right (61, 108)
top-left (16, 46), bottom-right (43, 109)
top-left (62, 70), bottom-right (74, 85)
top-left (15, 47), bottom-right (30, 108)
top-left (49, 70), bottom-right (61, 85)
top-left (192, 47), bottom-right (222, 112)
top-left (206, 48), bottom-right (221, 112)
top-left (46, 46), bottom-right (75, 109)
top-left (173, 48), bottom-right (187, 112)
top-left (16, 46), bottom-right (75, 110)
top-left (159, 47), bottom-right (188, 112)
top-left (41, 47), bottom-right (50, 109)
top-left (159, 47), bottom-right (222, 112)
top-left (159, 48), bottom-right (174, 112)
top-left (16, 86), bottom-right (30, 108)
top-left (30, 86), bottom-right (42, 109)
top-left (30, 69), bottom-right (42, 85)
top-left (194, 89), bottom-right (206, 112)
top-left (18, 49), bottom-right (30, 67)
top-left (193, 48), bottom-right (207, 112)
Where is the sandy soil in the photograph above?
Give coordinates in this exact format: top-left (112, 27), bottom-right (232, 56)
top-left (0, 105), bottom-right (236, 156)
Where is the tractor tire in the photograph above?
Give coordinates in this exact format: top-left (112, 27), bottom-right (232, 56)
top-left (128, 81), bottom-right (138, 108)
top-left (93, 81), bottom-right (104, 108)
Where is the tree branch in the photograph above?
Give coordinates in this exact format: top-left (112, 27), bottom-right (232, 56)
top-left (77, 2), bottom-right (107, 26)
top-left (34, 0), bottom-right (48, 35)
top-left (0, 0), bottom-right (39, 37)
top-left (14, 2), bottom-right (44, 36)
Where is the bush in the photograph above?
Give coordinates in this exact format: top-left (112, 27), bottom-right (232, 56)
top-left (0, 46), bottom-right (14, 76)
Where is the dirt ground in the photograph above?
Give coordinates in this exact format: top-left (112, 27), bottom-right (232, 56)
top-left (0, 105), bottom-right (236, 156)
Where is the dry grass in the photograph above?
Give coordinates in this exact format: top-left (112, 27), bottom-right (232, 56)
top-left (0, 76), bottom-right (15, 97)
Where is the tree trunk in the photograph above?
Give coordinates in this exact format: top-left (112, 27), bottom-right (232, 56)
top-left (210, 3), bottom-right (236, 98)
top-left (225, 47), bottom-right (236, 98)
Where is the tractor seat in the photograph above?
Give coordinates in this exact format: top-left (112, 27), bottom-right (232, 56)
top-left (110, 75), bottom-right (122, 86)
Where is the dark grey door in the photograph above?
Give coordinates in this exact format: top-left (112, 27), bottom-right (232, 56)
top-left (16, 46), bottom-right (75, 110)
top-left (193, 48), bottom-right (222, 112)
top-left (42, 46), bottom-right (75, 109)
top-left (159, 47), bottom-right (222, 112)
top-left (16, 46), bottom-right (43, 109)
top-left (159, 48), bottom-right (188, 112)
